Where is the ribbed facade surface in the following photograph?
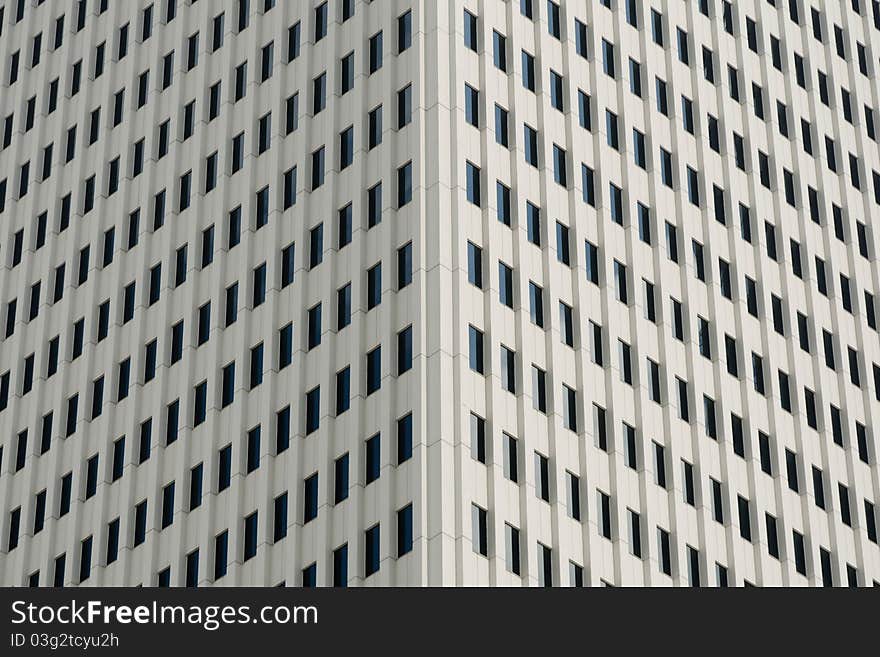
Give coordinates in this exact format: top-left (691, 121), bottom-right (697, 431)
top-left (1, 0), bottom-right (880, 588)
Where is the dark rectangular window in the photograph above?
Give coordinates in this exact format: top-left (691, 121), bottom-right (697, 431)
top-left (246, 426), bottom-right (261, 473)
top-left (398, 11), bottom-right (412, 53)
top-left (276, 406), bottom-right (290, 454)
top-left (397, 413), bottom-right (413, 464)
top-left (161, 482), bottom-right (175, 529)
top-left (243, 511), bottom-right (258, 561)
top-left (274, 493), bottom-right (288, 542)
top-left (306, 387), bottom-right (320, 434)
top-left (106, 518), bottom-right (120, 564)
top-left (214, 531), bottom-right (228, 580)
top-left (133, 500), bottom-right (147, 546)
top-left (364, 525), bottom-right (380, 577)
top-left (303, 473), bottom-right (318, 523)
top-left (397, 504), bottom-right (413, 556)
top-left (190, 463), bottom-right (203, 510)
top-left (365, 434), bottom-right (380, 484)
top-left (334, 454), bottom-right (349, 503)
top-left (398, 326), bottom-right (413, 374)
top-left (218, 444), bottom-right (232, 491)
top-left (138, 420), bottom-right (152, 464)
top-left (333, 544), bottom-right (348, 587)
top-left (111, 436), bottom-right (125, 481)
top-left (249, 343), bottom-right (264, 389)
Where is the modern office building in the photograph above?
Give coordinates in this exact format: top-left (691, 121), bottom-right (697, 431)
top-left (1, 0), bottom-right (879, 588)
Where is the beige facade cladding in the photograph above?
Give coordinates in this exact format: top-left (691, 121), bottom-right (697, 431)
top-left (0, 0), bottom-right (879, 587)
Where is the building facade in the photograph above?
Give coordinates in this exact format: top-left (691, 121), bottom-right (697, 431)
top-left (1, 0), bottom-right (880, 588)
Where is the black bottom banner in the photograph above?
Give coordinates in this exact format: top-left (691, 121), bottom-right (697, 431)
top-left (0, 587), bottom-right (870, 655)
